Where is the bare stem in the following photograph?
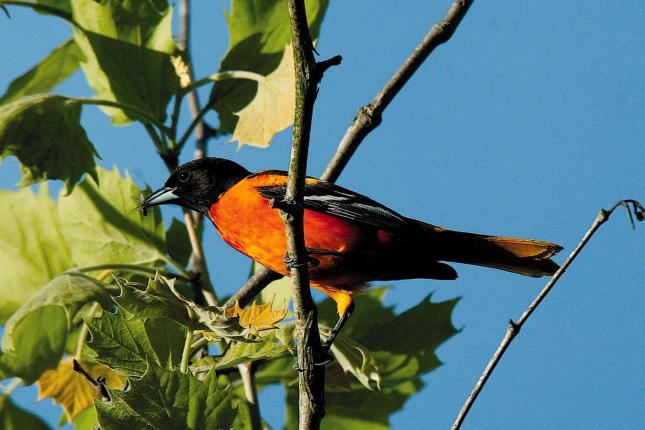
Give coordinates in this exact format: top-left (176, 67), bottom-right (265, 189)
top-left (229, 0), bottom-right (471, 310)
top-left (184, 210), bottom-right (218, 305)
top-left (238, 362), bottom-right (262, 430)
top-left (176, 0), bottom-right (217, 306)
top-left (321, 0), bottom-right (474, 182)
top-left (225, 265), bottom-right (282, 308)
top-left (178, 0), bottom-right (210, 160)
top-left (282, 1), bottom-right (341, 428)
top-left (451, 199), bottom-right (645, 430)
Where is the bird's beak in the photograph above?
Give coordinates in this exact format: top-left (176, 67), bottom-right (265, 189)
top-left (136, 186), bottom-right (179, 215)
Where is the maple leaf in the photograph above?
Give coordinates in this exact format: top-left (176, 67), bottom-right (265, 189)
top-left (224, 300), bottom-right (288, 335)
top-left (231, 45), bottom-right (295, 148)
top-left (37, 358), bottom-right (125, 420)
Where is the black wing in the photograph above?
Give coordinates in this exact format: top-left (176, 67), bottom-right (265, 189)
top-left (256, 178), bottom-right (414, 232)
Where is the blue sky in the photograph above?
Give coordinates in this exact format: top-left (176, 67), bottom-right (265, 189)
top-left (1, 1), bottom-right (644, 428)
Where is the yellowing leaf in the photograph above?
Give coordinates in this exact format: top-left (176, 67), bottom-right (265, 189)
top-left (231, 46), bottom-right (295, 148)
top-left (225, 300), bottom-right (288, 335)
top-left (37, 358), bottom-right (125, 420)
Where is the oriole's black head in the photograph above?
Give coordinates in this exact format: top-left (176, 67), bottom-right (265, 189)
top-left (139, 157), bottom-right (250, 215)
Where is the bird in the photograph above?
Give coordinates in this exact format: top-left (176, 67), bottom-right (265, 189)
top-left (139, 157), bottom-right (562, 354)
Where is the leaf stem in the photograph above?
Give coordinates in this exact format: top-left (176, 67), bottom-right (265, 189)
top-left (144, 123), bottom-right (168, 155)
top-left (175, 100), bottom-right (215, 153)
top-left (75, 302), bottom-right (101, 360)
top-left (180, 329), bottom-right (195, 373)
top-left (190, 336), bottom-right (209, 354)
top-left (181, 70), bottom-right (267, 95)
top-left (451, 199), bottom-right (644, 429)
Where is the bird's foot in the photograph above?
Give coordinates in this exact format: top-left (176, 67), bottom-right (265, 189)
top-left (284, 252), bottom-right (308, 270)
top-left (292, 350), bottom-right (335, 372)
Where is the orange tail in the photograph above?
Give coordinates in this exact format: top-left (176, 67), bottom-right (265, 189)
top-left (425, 225), bottom-right (563, 277)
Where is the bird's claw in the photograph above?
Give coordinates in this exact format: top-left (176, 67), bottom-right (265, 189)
top-left (292, 351), bottom-right (335, 372)
top-left (284, 252), bottom-right (308, 270)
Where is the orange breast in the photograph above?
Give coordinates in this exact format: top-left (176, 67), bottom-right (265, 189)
top-left (208, 173), bottom-right (364, 279)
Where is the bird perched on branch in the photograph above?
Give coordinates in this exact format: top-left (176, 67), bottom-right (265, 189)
top-left (140, 157), bottom-right (562, 354)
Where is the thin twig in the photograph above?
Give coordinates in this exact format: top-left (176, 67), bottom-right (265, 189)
top-left (178, 0), bottom-right (209, 160)
top-left (225, 266), bottom-right (282, 308)
top-left (283, 1), bottom-right (340, 428)
top-left (176, 0), bottom-right (217, 307)
top-left (321, 0), bottom-right (475, 182)
top-left (238, 362), bottom-right (262, 430)
top-left (229, 0), bottom-right (472, 309)
top-left (184, 210), bottom-right (218, 305)
top-left (451, 199), bottom-right (645, 430)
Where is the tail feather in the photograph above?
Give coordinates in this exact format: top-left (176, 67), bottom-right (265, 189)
top-left (423, 224), bottom-right (562, 277)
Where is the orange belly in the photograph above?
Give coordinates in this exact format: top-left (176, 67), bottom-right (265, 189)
top-left (208, 173), bottom-right (368, 283)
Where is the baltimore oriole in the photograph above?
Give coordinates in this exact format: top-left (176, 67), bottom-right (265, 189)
top-left (140, 157), bottom-right (562, 351)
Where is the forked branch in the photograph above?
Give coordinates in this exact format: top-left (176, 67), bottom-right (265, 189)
top-left (321, 0), bottom-right (475, 182)
top-left (229, 0), bottom-right (475, 312)
top-left (451, 199), bottom-right (645, 430)
top-left (282, 1), bottom-right (341, 428)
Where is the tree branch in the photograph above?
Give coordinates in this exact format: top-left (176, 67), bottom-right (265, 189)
top-left (451, 199), bottom-right (645, 430)
top-left (238, 362), bottom-right (262, 430)
top-left (321, 0), bottom-right (474, 182)
top-left (283, 1), bottom-right (340, 428)
top-left (178, 0), bottom-right (210, 160)
top-left (228, 0), bottom-right (473, 308)
top-left (226, 265), bottom-right (282, 308)
top-left (176, 0), bottom-right (217, 306)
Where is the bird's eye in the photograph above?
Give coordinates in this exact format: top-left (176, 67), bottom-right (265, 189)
top-left (178, 170), bottom-right (190, 183)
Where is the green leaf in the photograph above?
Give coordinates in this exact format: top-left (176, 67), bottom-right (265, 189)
top-left (0, 187), bottom-right (74, 322)
top-left (359, 294), bottom-right (460, 382)
top-left (72, 406), bottom-right (98, 430)
top-left (95, 364), bottom-right (237, 430)
top-left (192, 325), bottom-right (294, 371)
top-left (112, 276), bottom-right (196, 329)
top-left (322, 380), bottom-right (423, 430)
top-left (85, 309), bottom-right (185, 377)
top-left (210, 0), bottom-right (329, 136)
top-left (328, 333), bottom-right (381, 391)
top-left (0, 94), bottom-right (98, 192)
top-left (166, 218), bottom-right (192, 268)
top-left (289, 288), bottom-right (460, 429)
top-left (0, 306), bottom-right (68, 384)
top-left (0, 39), bottom-right (82, 105)
top-left (254, 262), bottom-right (293, 312)
top-left (0, 396), bottom-right (51, 430)
top-left (70, 0), bottom-right (178, 124)
top-left (2, 274), bottom-right (112, 352)
top-left (36, 0), bottom-right (72, 15)
top-left (58, 166), bottom-right (167, 268)
top-left (113, 275), bottom-right (250, 342)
